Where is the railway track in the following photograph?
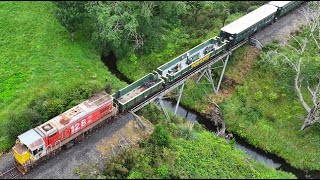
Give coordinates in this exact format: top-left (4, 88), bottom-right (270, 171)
top-left (0, 165), bottom-right (22, 179)
top-left (130, 39), bottom-right (247, 113)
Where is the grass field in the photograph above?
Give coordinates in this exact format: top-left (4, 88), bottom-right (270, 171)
top-left (80, 105), bottom-right (296, 179)
top-left (114, 8), bottom-right (320, 170)
top-left (0, 2), bottom-right (126, 151)
top-left (180, 39), bottom-right (320, 170)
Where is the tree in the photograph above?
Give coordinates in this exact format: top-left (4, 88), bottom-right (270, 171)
top-left (54, 1), bottom-right (87, 41)
top-left (262, 2), bottom-right (320, 130)
top-left (85, 1), bottom-right (187, 58)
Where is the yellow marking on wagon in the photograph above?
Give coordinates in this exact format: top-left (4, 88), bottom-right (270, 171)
top-left (191, 54), bottom-right (210, 68)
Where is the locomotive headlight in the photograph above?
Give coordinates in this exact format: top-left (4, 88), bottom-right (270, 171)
top-left (229, 36), bottom-right (233, 40)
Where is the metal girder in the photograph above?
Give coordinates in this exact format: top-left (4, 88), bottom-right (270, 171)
top-left (196, 54), bottom-right (230, 94)
top-left (156, 96), bottom-right (170, 120)
top-left (174, 81), bottom-right (186, 114)
top-left (249, 37), bottom-right (263, 50)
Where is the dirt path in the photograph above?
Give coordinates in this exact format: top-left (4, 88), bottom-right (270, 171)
top-left (0, 113), bottom-right (153, 179)
top-left (202, 3), bottom-right (309, 114)
top-left (252, 3), bottom-right (308, 46)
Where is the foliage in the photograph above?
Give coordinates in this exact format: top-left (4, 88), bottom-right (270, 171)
top-left (268, 92), bottom-right (278, 102)
top-left (254, 91), bottom-right (263, 101)
top-left (91, 104), bottom-right (295, 179)
top-left (4, 81), bottom-right (103, 144)
top-left (54, 1), bottom-right (87, 41)
top-left (54, 1), bottom-right (188, 58)
top-left (0, 1), bottom-right (127, 151)
top-left (150, 124), bottom-right (172, 148)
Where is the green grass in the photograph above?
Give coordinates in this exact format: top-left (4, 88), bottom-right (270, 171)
top-left (0, 2), bottom-right (126, 151)
top-left (221, 70), bottom-right (320, 170)
top-left (80, 104), bottom-right (296, 179)
top-left (174, 130), bottom-right (295, 179)
top-left (172, 31), bottom-right (320, 170)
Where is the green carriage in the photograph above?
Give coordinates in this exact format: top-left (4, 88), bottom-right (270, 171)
top-left (113, 73), bottom-right (164, 112)
top-left (157, 36), bottom-right (228, 83)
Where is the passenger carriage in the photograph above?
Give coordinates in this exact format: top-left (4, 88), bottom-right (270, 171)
top-left (220, 4), bottom-right (278, 45)
top-left (269, 1), bottom-right (304, 19)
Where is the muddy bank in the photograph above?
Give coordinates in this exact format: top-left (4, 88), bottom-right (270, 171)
top-left (162, 99), bottom-right (320, 179)
top-left (102, 53), bottom-right (320, 179)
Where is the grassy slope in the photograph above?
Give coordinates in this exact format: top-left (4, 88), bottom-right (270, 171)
top-left (113, 0), bottom-right (320, 170)
top-left (181, 39), bottom-right (320, 170)
top-left (83, 106), bottom-right (295, 179)
top-left (0, 2), bottom-right (126, 150)
top-left (174, 130), bottom-right (295, 179)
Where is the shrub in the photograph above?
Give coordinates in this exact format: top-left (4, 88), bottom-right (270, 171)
top-left (129, 53), bottom-right (138, 64)
top-left (254, 91), bottom-right (263, 101)
top-left (150, 124), bottom-right (172, 147)
top-left (268, 92), bottom-right (278, 102)
top-left (5, 111), bottom-right (33, 142)
top-left (237, 85), bottom-right (248, 103)
top-left (246, 106), bottom-right (262, 123)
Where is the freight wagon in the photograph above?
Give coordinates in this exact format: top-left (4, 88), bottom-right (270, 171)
top-left (157, 36), bottom-right (228, 83)
top-left (113, 73), bottom-right (164, 112)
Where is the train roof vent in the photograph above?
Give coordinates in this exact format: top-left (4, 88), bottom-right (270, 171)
top-left (87, 91), bottom-right (111, 107)
top-left (42, 123), bottom-right (53, 132)
top-left (65, 106), bottom-right (84, 119)
top-left (59, 114), bottom-right (71, 125)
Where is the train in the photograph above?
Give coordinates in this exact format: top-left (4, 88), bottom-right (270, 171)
top-left (11, 1), bottom-right (305, 175)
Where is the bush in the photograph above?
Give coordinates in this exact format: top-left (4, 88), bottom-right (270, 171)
top-left (237, 85), bottom-right (248, 103)
top-left (5, 111), bottom-right (33, 142)
top-left (254, 91), bottom-right (263, 101)
top-left (268, 92), bottom-right (278, 102)
top-left (246, 106), bottom-right (262, 123)
top-left (150, 124), bottom-right (172, 147)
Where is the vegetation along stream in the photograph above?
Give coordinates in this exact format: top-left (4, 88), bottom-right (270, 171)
top-left (102, 54), bottom-right (320, 179)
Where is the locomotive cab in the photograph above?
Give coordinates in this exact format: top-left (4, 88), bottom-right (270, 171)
top-left (12, 129), bottom-right (46, 174)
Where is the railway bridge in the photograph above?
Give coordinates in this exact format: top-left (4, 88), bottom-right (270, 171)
top-left (129, 39), bottom-right (249, 120)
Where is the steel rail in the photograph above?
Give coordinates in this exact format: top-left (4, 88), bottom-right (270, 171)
top-left (0, 165), bottom-right (22, 179)
top-left (130, 40), bottom-right (248, 113)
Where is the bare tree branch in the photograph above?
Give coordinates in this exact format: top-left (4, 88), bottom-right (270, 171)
top-left (295, 59), bottom-right (312, 112)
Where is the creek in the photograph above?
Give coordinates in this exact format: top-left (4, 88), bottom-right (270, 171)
top-left (102, 54), bottom-right (320, 179)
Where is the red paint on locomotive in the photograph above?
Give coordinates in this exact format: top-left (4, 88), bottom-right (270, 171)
top-left (12, 91), bottom-right (116, 174)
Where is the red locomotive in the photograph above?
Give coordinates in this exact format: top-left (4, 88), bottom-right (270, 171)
top-left (12, 91), bottom-right (117, 174)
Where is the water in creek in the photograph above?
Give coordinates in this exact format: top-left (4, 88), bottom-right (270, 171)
top-left (102, 54), bottom-right (320, 179)
top-left (161, 99), bottom-right (320, 179)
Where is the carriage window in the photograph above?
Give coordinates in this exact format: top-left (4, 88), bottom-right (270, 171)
top-left (39, 146), bottom-right (43, 152)
top-left (33, 149), bottom-right (38, 155)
